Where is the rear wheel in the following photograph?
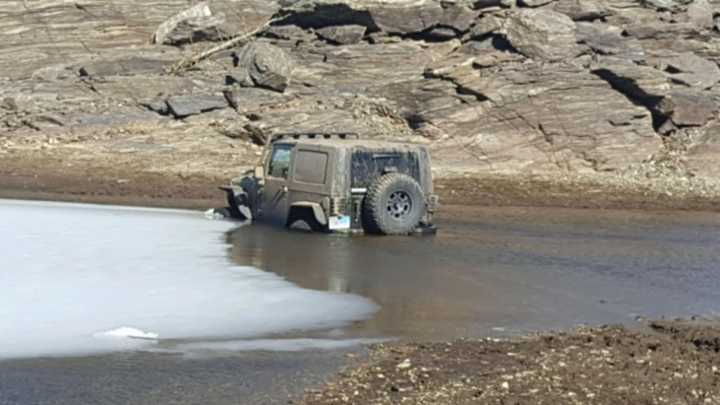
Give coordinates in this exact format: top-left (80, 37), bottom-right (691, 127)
top-left (362, 173), bottom-right (426, 235)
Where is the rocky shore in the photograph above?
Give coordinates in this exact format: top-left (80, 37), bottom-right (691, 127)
top-left (301, 320), bottom-right (720, 405)
top-left (2, 0), bottom-right (720, 209)
top-left (3, 4), bottom-right (720, 401)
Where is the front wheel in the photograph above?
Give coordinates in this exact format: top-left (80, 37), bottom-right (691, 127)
top-left (288, 209), bottom-right (328, 233)
top-left (362, 173), bottom-right (426, 235)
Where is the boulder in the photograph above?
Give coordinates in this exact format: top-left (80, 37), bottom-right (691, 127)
top-left (153, 2), bottom-right (226, 45)
top-left (686, 0), bottom-right (715, 29)
top-left (439, 4), bottom-right (481, 33)
top-left (367, 2), bottom-right (444, 34)
top-left (263, 25), bottom-right (316, 41)
top-left (316, 25), bottom-right (367, 44)
top-left (142, 100), bottom-right (169, 115)
top-left (663, 53), bottom-right (720, 89)
top-left (552, 0), bottom-right (611, 21)
top-left (232, 42), bottom-right (294, 92)
top-left (468, 14), bottom-right (506, 38)
top-left (623, 21), bottom-right (702, 40)
top-left (426, 27), bottom-right (460, 40)
top-left (591, 58), bottom-right (670, 103)
top-left (162, 15), bottom-right (226, 45)
top-left (658, 91), bottom-right (718, 127)
top-left (166, 95), bottom-right (228, 118)
top-left (503, 9), bottom-right (580, 61)
top-left (210, 0), bottom-right (280, 37)
top-left (576, 23), bottom-right (644, 62)
top-left (518, 0), bottom-right (556, 7)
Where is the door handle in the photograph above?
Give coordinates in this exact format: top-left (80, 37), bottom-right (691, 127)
top-left (281, 186), bottom-right (288, 194)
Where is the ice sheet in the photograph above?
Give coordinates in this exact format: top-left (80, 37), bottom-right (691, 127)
top-left (0, 200), bottom-right (377, 359)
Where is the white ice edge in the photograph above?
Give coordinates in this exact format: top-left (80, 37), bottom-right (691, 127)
top-left (0, 200), bottom-right (378, 360)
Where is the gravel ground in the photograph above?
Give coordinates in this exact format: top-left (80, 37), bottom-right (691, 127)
top-left (301, 320), bottom-right (720, 405)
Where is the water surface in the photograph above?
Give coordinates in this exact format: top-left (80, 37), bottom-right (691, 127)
top-left (3, 201), bottom-right (720, 404)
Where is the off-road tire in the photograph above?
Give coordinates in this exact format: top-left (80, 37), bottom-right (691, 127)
top-left (363, 173), bottom-right (426, 235)
top-left (288, 209), bottom-right (328, 233)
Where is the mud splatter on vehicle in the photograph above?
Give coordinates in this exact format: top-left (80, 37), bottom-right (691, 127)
top-left (221, 133), bottom-right (438, 235)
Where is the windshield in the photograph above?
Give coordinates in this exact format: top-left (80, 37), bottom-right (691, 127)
top-left (268, 145), bottom-right (292, 178)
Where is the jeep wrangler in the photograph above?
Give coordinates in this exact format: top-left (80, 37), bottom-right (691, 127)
top-left (220, 133), bottom-right (438, 235)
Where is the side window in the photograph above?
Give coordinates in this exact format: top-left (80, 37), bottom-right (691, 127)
top-left (268, 145), bottom-right (292, 178)
top-left (294, 150), bottom-right (328, 184)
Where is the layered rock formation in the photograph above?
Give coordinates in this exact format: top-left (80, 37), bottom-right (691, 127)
top-left (1, 0), bottom-right (720, 202)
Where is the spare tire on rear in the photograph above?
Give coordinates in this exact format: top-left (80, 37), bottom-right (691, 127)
top-left (362, 173), bottom-right (426, 235)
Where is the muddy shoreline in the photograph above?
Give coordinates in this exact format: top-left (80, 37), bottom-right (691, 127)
top-left (2, 154), bottom-right (719, 213)
top-left (301, 320), bottom-right (720, 405)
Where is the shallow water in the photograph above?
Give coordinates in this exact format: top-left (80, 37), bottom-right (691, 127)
top-left (227, 206), bottom-right (720, 339)
top-left (3, 200), bottom-right (720, 404)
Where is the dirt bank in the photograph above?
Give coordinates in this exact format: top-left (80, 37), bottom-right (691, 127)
top-left (2, 151), bottom-right (720, 212)
top-left (302, 320), bottom-right (720, 405)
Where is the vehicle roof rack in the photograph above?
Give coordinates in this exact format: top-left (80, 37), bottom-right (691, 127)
top-left (270, 132), bottom-right (360, 143)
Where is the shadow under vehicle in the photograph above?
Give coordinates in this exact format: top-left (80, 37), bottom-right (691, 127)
top-left (220, 133), bottom-right (438, 235)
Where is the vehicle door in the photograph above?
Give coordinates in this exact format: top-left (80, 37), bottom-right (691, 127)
top-left (261, 143), bottom-right (293, 225)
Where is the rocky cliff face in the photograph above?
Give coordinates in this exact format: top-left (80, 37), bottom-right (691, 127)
top-left (2, 0), bottom-right (720, 204)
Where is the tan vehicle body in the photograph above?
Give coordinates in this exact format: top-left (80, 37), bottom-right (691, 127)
top-left (222, 134), bottom-right (437, 234)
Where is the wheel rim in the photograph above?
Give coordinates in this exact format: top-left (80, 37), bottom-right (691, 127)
top-left (386, 190), bottom-right (412, 220)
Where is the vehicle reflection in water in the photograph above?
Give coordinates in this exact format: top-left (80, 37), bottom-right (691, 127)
top-left (224, 223), bottom-right (472, 339)
top-left (225, 208), bottom-right (720, 341)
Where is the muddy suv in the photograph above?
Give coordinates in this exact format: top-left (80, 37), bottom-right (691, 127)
top-left (220, 133), bottom-right (438, 235)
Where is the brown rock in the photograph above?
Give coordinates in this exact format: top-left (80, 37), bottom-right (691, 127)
top-left (663, 53), bottom-right (720, 90)
top-left (468, 14), bottom-right (506, 38)
top-left (368, 2), bottom-right (444, 34)
top-left (658, 91), bottom-right (718, 127)
top-left (439, 4), bottom-right (481, 32)
top-left (232, 41), bottom-right (295, 93)
top-left (503, 9), bottom-right (580, 61)
top-left (576, 23), bottom-right (644, 61)
top-left (519, 0), bottom-right (556, 7)
top-left (686, 0), bottom-right (714, 30)
top-left (591, 58), bottom-right (670, 101)
top-left (166, 94), bottom-right (228, 118)
top-left (316, 25), bottom-right (367, 44)
top-left (552, 0), bottom-right (611, 21)
top-left (153, 2), bottom-right (226, 45)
